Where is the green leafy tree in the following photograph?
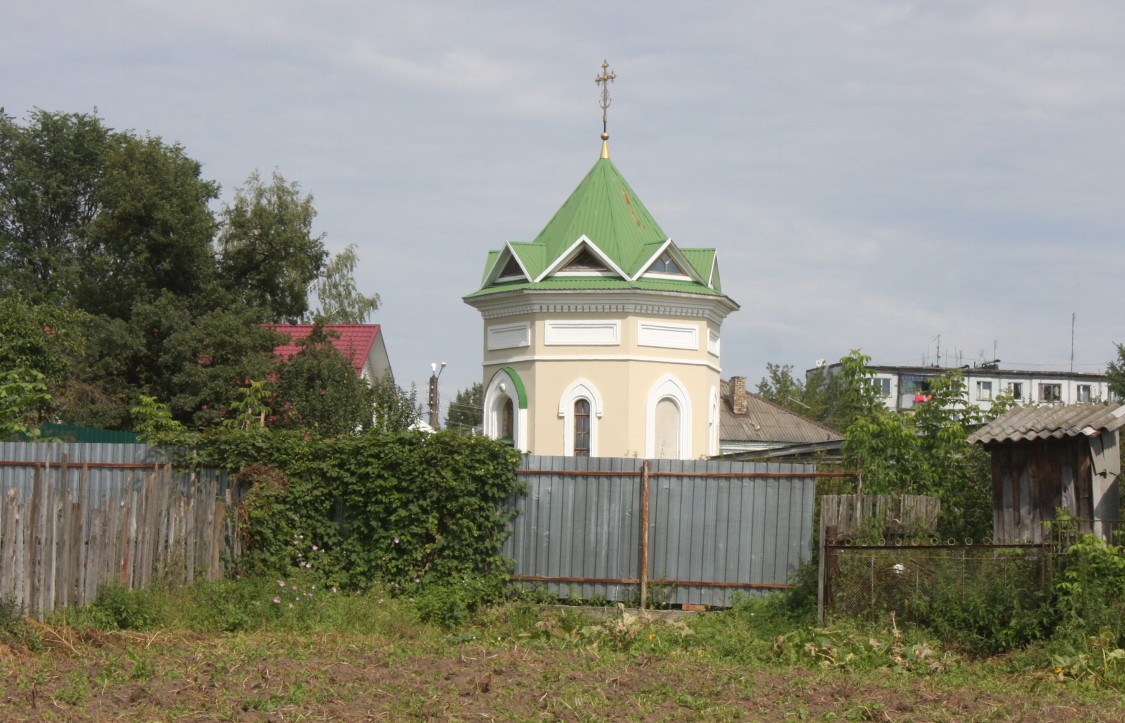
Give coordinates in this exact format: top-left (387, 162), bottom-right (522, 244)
top-left (307, 244), bottom-right (380, 324)
top-left (755, 362), bottom-right (829, 419)
top-left (0, 110), bottom-right (219, 319)
top-left (0, 109), bottom-right (108, 304)
top-left (1109, 343), bottom-right (1125, 400)
top-left (0, 294), bottom-right (85, 389)
top-left (445, 382), bottom-right (484, 431)
top-left (216, 171), bottom-right (327, 323)
top-left (273, 326), bottom-right (375, 436)
top-left (0, 367), bottom-right (51, 438)
top-left (841, 369), bottom-right (1010, 540)
top-left (77, 132), bottom-right (219, 318)
top-left (158, 303), bottom-right (284, 426)
top-left (824, 350), bottom-right (885, 431)
top-left (370, 372), bottom-right (422, 432)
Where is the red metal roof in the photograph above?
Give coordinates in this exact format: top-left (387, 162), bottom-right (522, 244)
top-left (266, 324), bottom-right (382, 377)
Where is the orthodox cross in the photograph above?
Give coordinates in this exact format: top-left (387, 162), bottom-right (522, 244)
top-left (595, 60), bottom-right (616, 136)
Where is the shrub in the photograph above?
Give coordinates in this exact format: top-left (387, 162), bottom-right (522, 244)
top-left (86, 583), bottom-right (164, 631)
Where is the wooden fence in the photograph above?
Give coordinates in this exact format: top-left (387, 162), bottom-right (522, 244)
top-left (0, 443), bottom-right (237, 618)
top-left (820, 494), bottom-right (941, 540)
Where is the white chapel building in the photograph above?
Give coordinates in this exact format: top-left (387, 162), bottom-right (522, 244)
top-left (463, 91), bottom-right (739, 459)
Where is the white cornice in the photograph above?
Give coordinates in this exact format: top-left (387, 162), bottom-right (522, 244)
top-left (483, 353), bottom-right (723, 374)
top-left (466, 289), bottom-right (739, 325)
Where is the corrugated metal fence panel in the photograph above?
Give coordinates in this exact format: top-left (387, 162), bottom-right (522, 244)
top-left (507, 455), bottom-right (817, 608)
top-left (648, 459), bottom-right (816, 607)
top-left (506, 455), bottom-right (644, 603)
top-left (0, 442), bottom-right (228, 502)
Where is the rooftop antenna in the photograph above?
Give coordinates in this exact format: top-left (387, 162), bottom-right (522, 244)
top-left (1070, 312), bottom-right (1075, 373)
top-left (933, 334), bottom-right (941, 368)
top-left (595, 60), bottom-right (616, 159)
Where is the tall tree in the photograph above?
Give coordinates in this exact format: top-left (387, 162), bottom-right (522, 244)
top-left (307, 244), bottom-right (380, 324)
top-left (78, 132), bottom-right (219, 318)
top-left (0, 110), bottom-right (219, 318)
top-left (445, 382), bottom-right (484, 431)
top-left (217, 171), bottom-right (327, 323)
top-left (0, 110), bottom-right (109, 303)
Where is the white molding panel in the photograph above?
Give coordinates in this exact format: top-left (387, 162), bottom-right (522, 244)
top-left (544, 320), bottom-right (620, 346)
top-left (707, 328), bottom-right (721, 357)
top-left (638, 322), bottom-right (698, 351)
top-left (486, 321), bottom-right (531, 350)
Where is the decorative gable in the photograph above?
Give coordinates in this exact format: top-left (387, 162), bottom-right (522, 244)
top-left (562, 247), bottom-right (610, 273)
top-left (499, 254), bottom-right (525, 280)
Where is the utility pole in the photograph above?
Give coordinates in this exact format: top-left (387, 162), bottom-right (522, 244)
top-left (428, 361), bottom-right (446, 430)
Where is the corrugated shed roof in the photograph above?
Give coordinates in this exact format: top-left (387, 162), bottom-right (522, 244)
top-left (265, 324), bottom-right (382, 377)
top-left (719, 380), bottom-right (844, 445)
top-left (967, 402), bottom-right (1125, 444)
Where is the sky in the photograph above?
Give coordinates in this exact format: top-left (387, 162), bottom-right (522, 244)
top-left (5, 1), bottom-right (1125, 418)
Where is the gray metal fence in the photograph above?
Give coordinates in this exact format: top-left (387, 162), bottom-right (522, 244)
top-left (0, 442), bottom-right (236, 618)
top-left (505, 456), bottom-right (821, 608)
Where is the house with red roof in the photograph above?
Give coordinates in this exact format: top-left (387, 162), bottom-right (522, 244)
top-left (266, 324), bottom-right (392, 383)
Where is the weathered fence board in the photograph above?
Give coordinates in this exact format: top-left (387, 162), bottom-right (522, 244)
top-left (0, 442), bottom-right (236, 618)
top-left (505, 455), bottom-right (819, 608)
top-left (821, 494), bottom-right (941, 539)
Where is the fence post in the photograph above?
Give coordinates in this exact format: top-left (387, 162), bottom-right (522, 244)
top-left (639, 459), bottom-right (650, 611)
top-left (817, 519), bottom-right (827, 627)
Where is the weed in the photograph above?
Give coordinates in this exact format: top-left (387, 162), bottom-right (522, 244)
top-left (0, 594), bottom-right (39, 650)
top-left (85, 582), bottom-right (164, 631)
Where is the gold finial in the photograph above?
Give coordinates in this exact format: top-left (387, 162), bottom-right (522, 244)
top-left (595, 60), bottom-right (616, 159)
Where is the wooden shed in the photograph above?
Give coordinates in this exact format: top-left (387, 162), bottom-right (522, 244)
top-left (967, 403), bottom-right (1124, 542)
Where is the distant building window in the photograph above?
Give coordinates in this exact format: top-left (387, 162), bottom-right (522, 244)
top-left (976, 381), bottom-right (993, 401)
top-left (902, 375), bottom-right (932, 395)
top-left (873, 378), bottom-right (891, 397)
top-left (1077, 384), bottom-right (1092, 403)
top-left (1008, 382), bottom-right (1023, 400)
top-left (573, 399), bottom-right (590, 457)
top-left (1039, 383), bottom-right (1062, 403)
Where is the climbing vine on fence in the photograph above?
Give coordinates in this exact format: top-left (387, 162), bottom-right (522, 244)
top-left (134, 410), bottom-right (523, 599)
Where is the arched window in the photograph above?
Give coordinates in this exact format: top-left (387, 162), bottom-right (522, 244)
top-left (654, 397), bottom-right (680, 459)
top-left (573, 399), bottom-right (591, 457)
top-left (501, 398), bottom-right (514, 441)
top-left (559, 379), bottom-right (603, 456)
top-left (484, 367), bottom-right (527, 450)
top-left (645, 374), bottom-right (692, 459)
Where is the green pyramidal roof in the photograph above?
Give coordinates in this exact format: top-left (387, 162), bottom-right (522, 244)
top-left (466, 148), bottom-right (734, 305)
top-left (533, 157), bottom-right (667, 275)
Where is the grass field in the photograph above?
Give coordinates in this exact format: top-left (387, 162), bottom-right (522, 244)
top-left (1, 582), bottom-right (1123, 721)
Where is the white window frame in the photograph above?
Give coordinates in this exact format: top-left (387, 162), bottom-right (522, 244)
top-left (559, 379), bottom-right (603, 457)
top-left (483, 369), bottom-right (527, 450)
top-left (645, 374), bottom-right (693, 459)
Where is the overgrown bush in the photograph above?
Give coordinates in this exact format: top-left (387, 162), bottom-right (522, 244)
top-left (183, 427), bottom-right (523, 607)
top-left (1050, 532), bottom-right (1125, 648)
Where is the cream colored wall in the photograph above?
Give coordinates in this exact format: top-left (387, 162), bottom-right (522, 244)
top-left (481, 310), bottom-right (721, 458)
